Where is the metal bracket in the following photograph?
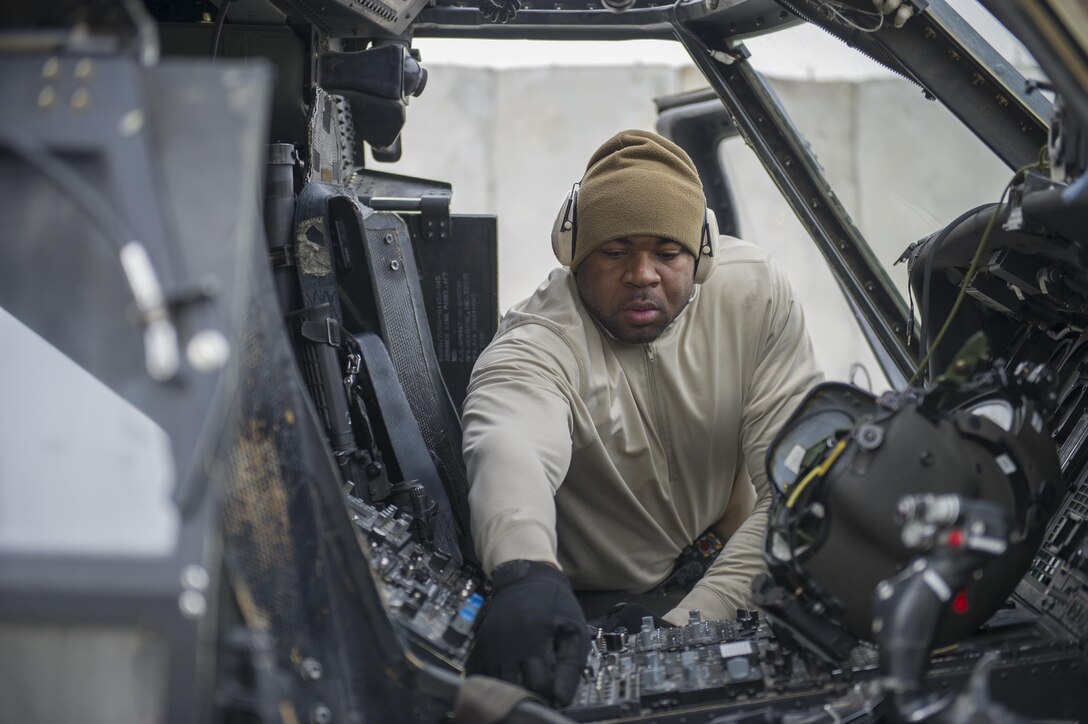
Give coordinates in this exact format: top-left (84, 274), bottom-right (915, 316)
top-left (420, 194), bottom-right (451, 242)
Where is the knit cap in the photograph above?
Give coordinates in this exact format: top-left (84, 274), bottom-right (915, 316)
top-left (571, 129), bottom-right (706, 270)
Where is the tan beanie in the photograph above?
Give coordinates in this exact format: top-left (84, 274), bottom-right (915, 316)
top-left (571, 129), bottom-right (706, 270)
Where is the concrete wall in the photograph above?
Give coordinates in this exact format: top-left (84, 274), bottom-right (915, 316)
top-left (382, 65), bottom-right (690, 309)
top-left (721, 77), bottom-right (1011, 388)
top-left (381, 65), bottom-right (1013, 390)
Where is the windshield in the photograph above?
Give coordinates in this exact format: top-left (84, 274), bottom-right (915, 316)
top-left (723, 2), bottom-right (1048, 389)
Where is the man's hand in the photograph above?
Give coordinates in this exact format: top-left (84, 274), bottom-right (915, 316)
top-left (466, 560), bottom-right (590, 706)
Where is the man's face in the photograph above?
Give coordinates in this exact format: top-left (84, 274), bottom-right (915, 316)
top-left (574, 235), bottom-right (696, 344)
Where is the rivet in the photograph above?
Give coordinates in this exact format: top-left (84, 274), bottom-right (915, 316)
top-left (187, 330), bottom-right (231, 372)
top-left (301, 657), bottom-right (324, 681)
top-left (390, 260), bottom-right (400, 271)
top-left (182, 564), bottom-right (210, 591)
top-left (383, 233), bottom-right (394, 244)
top-left (37, 86), bottom-right (56, 109)
top-left (179, 590), bottom-right (207, 619)
top-left (41, 57), bottom-right (60, 79)
top-left (70, 87), bottom-right (91, 110)
top-left (74, 58), bottom-right (94, 80)
top-left (119, 109), bottom-right (144, 137)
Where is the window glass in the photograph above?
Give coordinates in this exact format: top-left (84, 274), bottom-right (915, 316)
top-left (729, 3), bottom-right (1045, 389)
top-left (0, 305), bottom-right (178, 557)
top-left (719, 135), bottom-right (888, 392)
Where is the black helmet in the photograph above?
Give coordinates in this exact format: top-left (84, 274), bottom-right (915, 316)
top-left (764, 355), bottom-right (1064, 647)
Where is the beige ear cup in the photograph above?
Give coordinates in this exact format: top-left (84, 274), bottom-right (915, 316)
top-left (694, 207), bottom-right (720, 285)
top-left (551, 184), bottom-right (579, 266)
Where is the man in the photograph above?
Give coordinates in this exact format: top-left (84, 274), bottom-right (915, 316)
top-left (461, 129), bottom-right (822, 705)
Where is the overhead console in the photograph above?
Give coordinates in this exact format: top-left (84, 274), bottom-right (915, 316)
top-left (270, 0), bottom-right (432, 36)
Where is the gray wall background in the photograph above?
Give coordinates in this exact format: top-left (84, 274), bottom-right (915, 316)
top-left (377, 64), bottom-right (1015, 390)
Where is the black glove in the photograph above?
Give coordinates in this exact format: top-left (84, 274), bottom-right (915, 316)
top-left (466, 560), bottom-right (590, 706)
top-left (601, 602), bottom-right (673, 633)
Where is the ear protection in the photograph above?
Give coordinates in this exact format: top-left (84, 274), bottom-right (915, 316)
top-left (550, 182), bottom-right (720, 284)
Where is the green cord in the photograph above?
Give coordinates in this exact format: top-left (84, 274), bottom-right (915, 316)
top-left (908, 158), bottom-right (1048, 386)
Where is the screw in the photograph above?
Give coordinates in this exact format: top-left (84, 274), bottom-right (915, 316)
top-left (876, 581), bottom-right (894, 600)
top-left (42, 58), bottom-right (61, 79)
top-left (919, 450), bottom-right (934, 466)
top-left (178, 590), bottom-right (207, 619)
top-left (70, 87), bottom-right (91, 110)
top-left (74, 58), bottom-right (94, 80)
top-left (182, 565), bottom-right (210, 591)
top-left (310, 704), bottom-right (333, 724)
top-left (37, 86), bottom-right (56, 109)
top-left (301, 657), bottom-right (323, 681)
top-left (187, 330), bottom-right (231, 372)
top-left (119, 110), bottom-right (145, 137)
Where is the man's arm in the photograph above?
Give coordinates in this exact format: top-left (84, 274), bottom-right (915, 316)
top-left (461, 324), bottom-right (590, 706)
top-left (462, 324), bottom-right (580, 573)
top-left (664, 259), bottom-right (822, 625)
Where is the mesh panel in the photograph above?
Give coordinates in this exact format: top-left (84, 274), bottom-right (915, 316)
top-left (222, 275), bottom-right (314, 670)
top-left (218, 233), bottom-right (453, 721)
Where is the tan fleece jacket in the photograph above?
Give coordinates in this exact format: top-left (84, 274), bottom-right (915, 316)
top-left (462, 237), bottom-right (823, 625)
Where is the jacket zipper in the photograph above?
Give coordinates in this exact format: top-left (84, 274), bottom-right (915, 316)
top-left (645, 343), bottom-right (676, 484)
